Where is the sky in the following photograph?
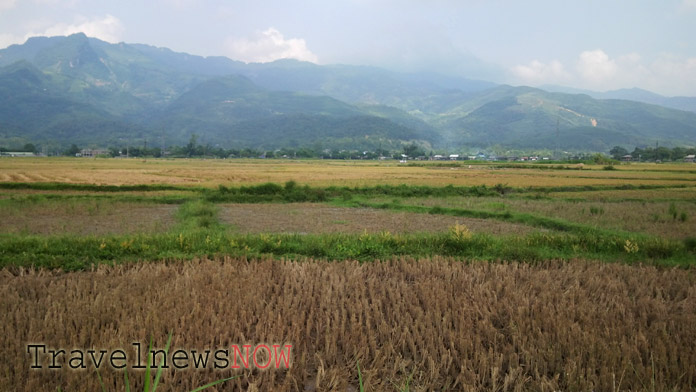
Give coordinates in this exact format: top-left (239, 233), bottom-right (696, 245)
top-left (0, 0), bottom-right (695, 96)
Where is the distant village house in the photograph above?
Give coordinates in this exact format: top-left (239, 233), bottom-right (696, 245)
top-left (80, 148), bottom-right (110, 157)
top-left (0, 151), bottom-right (36, 157)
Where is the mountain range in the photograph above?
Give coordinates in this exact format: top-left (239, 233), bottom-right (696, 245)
top-left (1, 33), bottom-right (695, 153)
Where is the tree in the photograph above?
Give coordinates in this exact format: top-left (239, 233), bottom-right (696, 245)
top-left (655, 147), bottom-right (671, 162)
top-left (672, 147), bottom-right (687, 160)
top-left (591, 153), bottom-right (614, 165)
top-left (609, 146), bottom-right (628, 160)
top-left (23, 143), bottom-right (37, 153)
top-left (185, 134), bottom-right (198, 157)
top-left (403, 143), bottom-right (425, 158)
top-left (64, 144), bottom-right (80, 156)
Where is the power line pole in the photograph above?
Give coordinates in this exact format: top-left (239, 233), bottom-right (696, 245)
top-left (555, 116), bottom-right (560, 160)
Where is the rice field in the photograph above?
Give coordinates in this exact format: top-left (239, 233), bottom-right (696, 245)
top-left (539, 186), bottom-right (696, 201)
top-left (2, 258), bottom-right (694, 391)
top-left (364, 196), bottom-right (696, 239)
top-left (1, 157), bottom-right (695, 391)
top-left (220, 203), bottom-right (542, 235)
top-left (0, 199), bottom-right (177, 235)
top-left (2, 157), bottom-right (696, 188)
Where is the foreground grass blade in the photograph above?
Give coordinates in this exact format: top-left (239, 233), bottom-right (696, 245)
top-left (151, 331), bottom-right (173, 391)
top-left (189, 375), bottom-right (239, 392)
top-left (144, 335), bottom-right (153, 392)
top-left (357, 360), bottom-right (364, 392)
top-left (96, 368), bottom-right (106, 392)
top-left (124, 366), bottom-right (131, 392)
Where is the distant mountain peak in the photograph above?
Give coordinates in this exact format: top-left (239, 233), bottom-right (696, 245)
top-left (0, 33), bottom-right (695, 151)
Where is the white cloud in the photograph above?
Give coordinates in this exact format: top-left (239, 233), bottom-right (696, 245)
top-left (577, 49), bottom-right (617, 84)
top-left (682, 0), bottom-right (696, 9)
top-left (0, 0), bottom-right (16, 11)
top-left (649, 55), bottom-right (696, 96)
top-left (511, 51), bottom-right (621, 90)
top-left (32, 0), bottom-right (79, 5)
top-left (511, 49), bottom-right (696, 96)
top-left (511, 59), bottom-right (571, 84)
top-left (226, 28), bottom-right (318, 63)
top-left (0, 33), bottom-right (23, 49)
top-left (0, 14), bottom-right (124, 49)
top-left (38, 14), bottom-right (124, 43)
top-left (155, 0), bottom-right (197, 8)
top-left (1, 0), bottom-right (79, 13)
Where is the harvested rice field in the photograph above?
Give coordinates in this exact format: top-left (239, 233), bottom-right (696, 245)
top-left (0, 200), bottom-right (177, 235)
top-left (540, 186), bottom-right (696, 201)
top-left (220, 203), bottom-right (542, 235)
top-left (0, 188), bottom-right (200, 199)
top-left (2, 157), bottom-right (696, 188)
top-left (373, 196), bottom-right (696, 239)
top-left (2, 258), bottom-right (694, 391)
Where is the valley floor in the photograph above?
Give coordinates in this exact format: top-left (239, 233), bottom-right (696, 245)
top-left (1, 158), bottom-right (695, 390)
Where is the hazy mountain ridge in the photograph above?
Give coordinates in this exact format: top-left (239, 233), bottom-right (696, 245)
top-left (1, 33), bottom-right (696, 151)
top-left (541, 85), bottom-right (696, 114)
top-left (440, 86), bottom-right (696, 150)
top-left (0, 58), bottom-right (147, 146)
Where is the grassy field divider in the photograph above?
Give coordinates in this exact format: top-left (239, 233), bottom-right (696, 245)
top-left (0, 182), bottom-right (203, 192)
top-left (203, 182), bottom-right (696, 202)
top-left (5, 181), bottom-right (692, 203)
top-left (1, 225), bottom-right (693, 270)
top-left (204, 181), bottom-right (328, 203)
top-left (338, 198), bottom-right (623, 236)
top-left (0, 192), bottom-right (194, 205)
top-left (348, 198), bottom-right (696, 257)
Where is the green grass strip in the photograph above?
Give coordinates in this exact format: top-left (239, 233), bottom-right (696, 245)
top-left (0, 192), bottom-right (194, 205)
top-left (0, 182), bottom-right (203, 192)
top-left (4, 181), bottom-right (694, 202)
top-left (1, 229), bottom-right (693, 271)
top-left (340, 198), bottom-right (641, 238)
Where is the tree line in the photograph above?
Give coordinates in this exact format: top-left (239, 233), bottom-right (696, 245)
top-left (610, 146), bottom-right (696, 161)
top-left (3, 140), bottom-right (694, 162)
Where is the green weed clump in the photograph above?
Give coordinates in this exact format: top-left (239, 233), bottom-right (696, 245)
top-left (623, 240), bottom-right (639, 254)
top-left (493, 183), bottom-right (511, 195)
top-left (176, 200), bottom-right (221, 231)
top-left (684, 237), bottom-right (696, 252)
top-left (669, 202), bottom-right (678, 220)
top-left (667, 203), bottom-right (689, 222)
top-left (449, 222), bottom-right (472, 242)
top-left (207, 182), bottom-right (327, 203)
top-left (325, 184), bottom-right (500, 198)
